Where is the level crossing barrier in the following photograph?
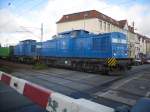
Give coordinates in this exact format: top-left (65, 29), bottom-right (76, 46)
top-left (0, 71), bottom-right (114, 112)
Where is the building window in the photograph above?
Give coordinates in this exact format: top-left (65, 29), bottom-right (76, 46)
top-left (99, 20), bottom-right (102, 30)
top-left (142, 38), bottom-right (144, 42)
top-left (104, 22), bottom-right (106, 31)
top-left (108, 23), bottom-right (110, 31)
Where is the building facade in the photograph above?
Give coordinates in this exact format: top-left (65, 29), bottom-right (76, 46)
top-left (57, 10), bottom-right (149, 58)
top-left (146, 39), bottom-right (150, 56)
top-left (143, 37), bottom-right (150, 56)
top-left (57, 10), bottom-right (128, 34)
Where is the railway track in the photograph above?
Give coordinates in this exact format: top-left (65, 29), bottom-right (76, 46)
top-left (12, 71), bottom-right (92, 99)
top-left (11, 70), bottom-right (128, 108)
top-left (12, 68), bottom-right (122, 99)
top-left (1, 60), bottom-right (150, 92)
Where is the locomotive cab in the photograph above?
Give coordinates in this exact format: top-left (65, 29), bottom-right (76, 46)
top-left (111, 32), bottom-right (128, 58)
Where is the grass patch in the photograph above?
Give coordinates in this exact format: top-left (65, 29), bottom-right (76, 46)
top-left (0, 66), bottom-right (12, 73)
top-left (33, 63), bottom-right (48, 70)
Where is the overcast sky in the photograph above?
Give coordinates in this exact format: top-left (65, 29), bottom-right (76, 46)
top-left (0, 0), bottom-right (150, 46)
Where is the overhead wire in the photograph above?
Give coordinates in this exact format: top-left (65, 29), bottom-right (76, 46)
top-left (18, 26), bottom-right (41, 38)
top-left (1, 0), bottom-right (137, 44)
top-left (0, 0), bottom-right (44, 28)
top-left (1, 0), bottom-right (136, 28)
top-left (0, 0), bottom-right (46, 44)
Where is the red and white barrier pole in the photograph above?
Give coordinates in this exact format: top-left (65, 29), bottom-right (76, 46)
top-left (0, 71), bottom-right (114, 112)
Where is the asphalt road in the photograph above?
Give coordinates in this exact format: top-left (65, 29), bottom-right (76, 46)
top-left (95, 64), bottom-right (150, 107)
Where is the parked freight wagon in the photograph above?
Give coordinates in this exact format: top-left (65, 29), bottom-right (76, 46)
top-left (0, 47), bottom-right (11, 59)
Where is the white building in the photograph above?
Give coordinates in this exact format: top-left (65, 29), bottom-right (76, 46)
top-left (57, 10), bottom-right (127, 34)
top-left (137, 34), bottom-right (150, 56)
top-left (146, 39), bottom-right (150, 56)
top-left (57, 10), bottom-right (149, 58)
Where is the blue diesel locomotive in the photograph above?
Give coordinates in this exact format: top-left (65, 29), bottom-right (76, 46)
top-left (14, 30), bottom-right (133, 74)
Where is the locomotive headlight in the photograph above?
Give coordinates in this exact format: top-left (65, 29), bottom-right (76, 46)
top-left (113, 53), bottom-right (116, 56)
top-left (65, 60), bottom-right (68, 64)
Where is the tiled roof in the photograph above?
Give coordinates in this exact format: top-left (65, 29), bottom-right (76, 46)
top-left (57, 10), bottom-right (150, 38)
top-left (57, 10), bottom-right (127, 29)
top-left (137, 33), bottom-right (150, 41)
top-left (118, 20), bottom-right (127, 28)
top-left (128, 26), bottom-right (134, 33)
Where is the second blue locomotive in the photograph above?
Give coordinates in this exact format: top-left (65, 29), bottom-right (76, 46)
top-left (13, 30), bottom-right (133, 74)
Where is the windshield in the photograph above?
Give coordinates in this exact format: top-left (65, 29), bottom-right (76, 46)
top-left (112, 38), bottom-right (127, 44)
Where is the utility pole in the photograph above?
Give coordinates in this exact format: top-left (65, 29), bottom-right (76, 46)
top-left (41, 23), bottom-right (43, 44)
top-left (38, 23), bottom-right (43, 63)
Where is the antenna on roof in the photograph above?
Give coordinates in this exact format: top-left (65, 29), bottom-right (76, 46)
top-left (132, 21), bottom-right (137, 31)
top-left (132, 21), bottom-right (134, 29)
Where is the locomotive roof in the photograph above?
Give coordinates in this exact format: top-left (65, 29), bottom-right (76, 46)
top-left (58, 29), bottom-right (90, 35)
top-left (20, 39), bottom-right (36, 42)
